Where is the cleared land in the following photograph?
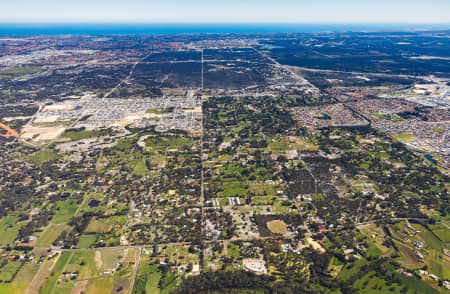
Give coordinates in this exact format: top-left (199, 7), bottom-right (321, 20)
top-left (266, 220), bottom-right (288, 234)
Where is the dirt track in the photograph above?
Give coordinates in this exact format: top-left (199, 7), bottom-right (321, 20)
top-left (0, 122), bottom-right (19, 137)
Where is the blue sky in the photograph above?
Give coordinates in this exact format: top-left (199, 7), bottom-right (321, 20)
top-left (1, 0), bottom-right (450, 23)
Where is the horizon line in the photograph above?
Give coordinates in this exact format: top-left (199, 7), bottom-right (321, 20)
top-left (0, 21), bottom-right (450, 25)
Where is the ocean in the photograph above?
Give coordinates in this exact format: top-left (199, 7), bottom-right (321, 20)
top-left (0, 23), bottom-right (448, 35)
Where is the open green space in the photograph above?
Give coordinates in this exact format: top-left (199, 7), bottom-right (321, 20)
top-left (52, 200), bottom-right (79, 224)
top-left (217, 181), bottom-right (247, 197)
top-left (392, 133), bottom-right (414, 143)
top-left (0, 260), bottom-right (22, 281)
top-left (145, 135), bottom-right (193, 151)
top-left (35, 223), bottom-right (66, 247)
top-left (428, 223), bottom-right (450, 242)
top-left (0, 216), bottom-right (25, 245)
top-left (27, 149), bottom-right (62, 165)
top-left (228, 243), bottom-right (241, 260)
top-left (13, 262), bottom-right (40, 283)
top-left (40, 252), bottom-right (72, 294)
top-left (0, 282), bottom-right (29, 294)
top-left (337, 258), bottom-right (368, 281)
top-left (133, 158), bottom-right (149, 176)
top-left (353, 270), bottom-right (439, 294)
top-left (76, 234), bottom-right (97, 248)
top-left (60, 128), bottom-right (115, 141)
top-left (86, 278), bottom-right (115, 294)
top-left (134, 264), bottom-right (162, 294)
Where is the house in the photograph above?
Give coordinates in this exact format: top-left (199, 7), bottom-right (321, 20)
top-left (413, 241), bottom-right (423, 250)
top-left (29, 208), bottom-right (40, 216)
top-left (344, 249), bottom-right (354, 255)
top-left (281, 244), bottom-right (291, 253)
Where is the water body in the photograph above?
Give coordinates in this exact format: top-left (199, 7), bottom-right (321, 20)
top-left (0, 23), bottom-right (448, 35)
top-left (425, 154), bottom-right (437, 164)
top-left (317, 113), bottom-right (332, 120)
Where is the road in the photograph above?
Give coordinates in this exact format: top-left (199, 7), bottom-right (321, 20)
top-left (249, 46), bottom-right (320, 94)
top-left (200, 99), bottom-right (206, 272)
top-left (355, 217), bottom-right (432, 227)
top-left (25, 217), bottom-right (438, 254)
top-left (103, 51), bottom-right (154, 99)
top-left (0, 122), bottom-right (19, 137)
top-left (20, 214), bottom-right (440, 294)
top-left (201, 49), bottom-right (204, 89)
top-left (39, 241), bottom-right (193, 252)
top-left (127, 247), bottom-right (141, 294)
top-left (296, 66), bottom-right (423, 80)
top-left (31, 235), bottom-right (288, 254)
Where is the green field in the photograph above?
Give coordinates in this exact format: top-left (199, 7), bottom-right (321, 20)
top-left (268, 137), bottom-right (290, 151)
top-left (13, 262), bottom-right (40, 283)
top-left (0, 216), bottom-right (25, 245)
top-left (218, 181), bottom-right (247, 197)
top-left (392, 133), bottom-right (414, 143)
top-left (65, 251), bottom-right (98, 279)
top-left (358, 224), bottom-right (390, 256)
top-left (0, 66), bottom-right (43, 83)
top-left (40, 252), bottom-right (72, 294)
top-left (228, 243), bottom-right (241, 260)
top-left (428, 223), bottom-right (450, 242)
top-left (85, 217), bottom-right (113, 233)
top-left (100, 249), bottom-right (124, 269)
top-left (414, 224), bottom-right (442, 251)
top-left (60, 128), bottom-right (115, 141)
top-left (337, 258), bottom-right (368, 281)
top-left (133, 158), bottom-right (149, 176)
top-left (52, 200), bottom-right (79, 224)
top-left (40, 248), bottom-right (137, 294)
top-left (27, 149), bottom-right (62, 165)
top-left (85, 215), bottom-right (126, 233)
top-left (393, 241), bottom-right (420, 268)
top-left (77, 234), bottom-right (97, 248)
top-left (251, 196), bottom-right (276, 205)
top-left (0, 66), bottom-right (43, 76)
top-left (0, 260), bottom-right (22, 281)
top-left (86, 278), bottom-right (115, 294)
top-left (35, 223), bottom-right (66, 248)
top-left (353, 270), bottom-right (439, 294)
top-left (365, 246), bottom-right (383, 258)
top-left (134, 264), bottom-right (162, 294)
top-left (0, 282), bottom-right (29, 294)
top-left (0, 262), bottom-right (41, 294)
top-left (248, 182), bottom-right (276, 196)
top-left (399, 276), bottom-right (440, 294)
top-left (145, 135), bottom-right (193, 150)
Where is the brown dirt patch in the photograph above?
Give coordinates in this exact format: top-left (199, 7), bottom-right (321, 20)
top-left (306, 237), bottom-right (326, 253)
top-left (72, 280), bottom-right (89, 294)
top-left (113, 278), bottom-right (129, 293)
top-left (266, 220), bottom-right (288, 234)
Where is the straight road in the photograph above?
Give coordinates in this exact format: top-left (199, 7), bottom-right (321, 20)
top-left (26, 217), bottom-right (438, 254)
top-left (104, 51), bottom-right (154, 99)
top-left (128, 247), bottom-right (141, 294)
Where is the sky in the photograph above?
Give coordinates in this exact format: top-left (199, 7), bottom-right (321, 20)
top-left (1, 0), bottom-right (450, 23)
